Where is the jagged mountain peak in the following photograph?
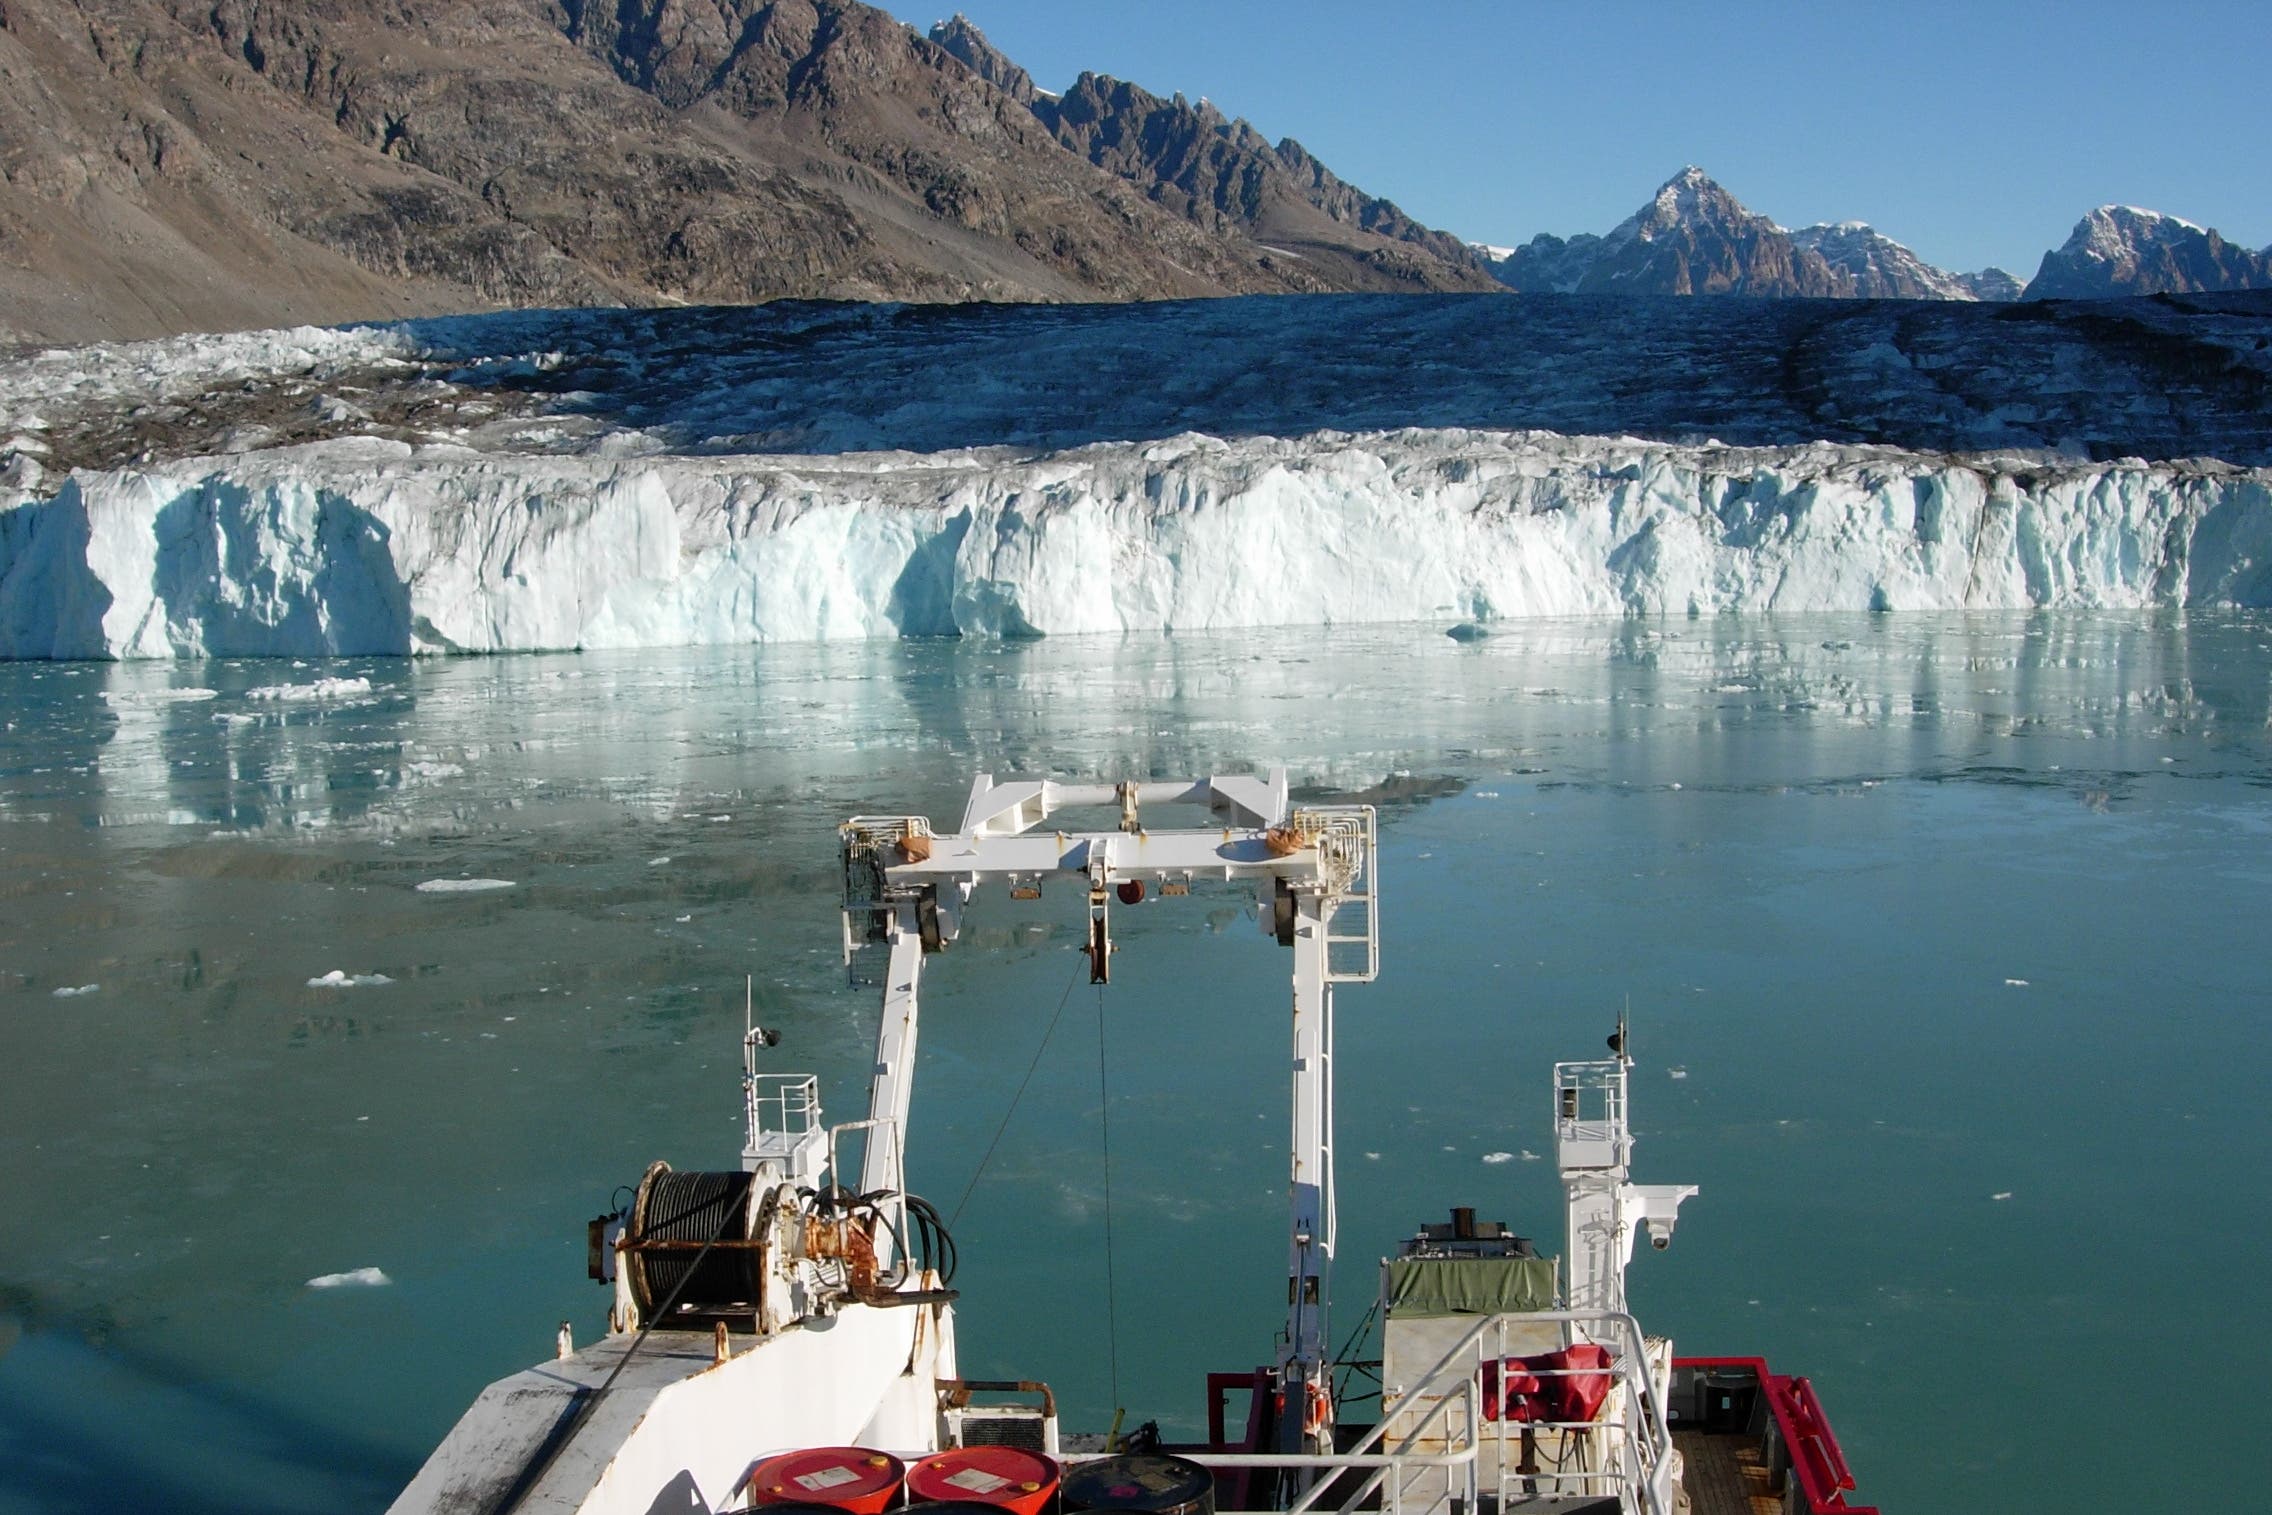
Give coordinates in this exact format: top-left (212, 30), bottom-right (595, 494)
top-left (1629, 166), bottom-right (1755, 236)
top-left (1491, 168), bottom-right (1834, 296)
top-left (2073, 203), bottom-right (2206, 244)
top-left (1788, 220), bottom-right (2007, 302)
top-left (1031, 68), bottom-right (1493, 290)
top-left (2026, 203), bottom-right (2272, 298)
top-left (926, 11), bottom-right (1037, 105)
top-left (1490, 173), bottom-right (2020, 302)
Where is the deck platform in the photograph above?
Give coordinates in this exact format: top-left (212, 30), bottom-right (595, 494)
top-left (1673, 1427), bottom-right (1781, 1515)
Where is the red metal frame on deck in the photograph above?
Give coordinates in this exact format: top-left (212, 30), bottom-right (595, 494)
top-left (1674, 1357), bottom-right (1878, 1515)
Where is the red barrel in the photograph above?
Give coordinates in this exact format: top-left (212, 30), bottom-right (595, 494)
top-left (908, 1447), bottom-right (1062, 1515)
top-left (749, 1448), bottom-right (908, 1515)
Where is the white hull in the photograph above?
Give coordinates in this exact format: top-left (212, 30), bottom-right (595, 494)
top-left (393, 1302), bottom-right (956, 1515)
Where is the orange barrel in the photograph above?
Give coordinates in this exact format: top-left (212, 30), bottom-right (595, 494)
top-left (1059, 1454), bottom-right (1213, 1515)
top-left (908, 1447), bottom-right (1061, 1515)
top-left (748, 1448), bottom-right (908, 1515)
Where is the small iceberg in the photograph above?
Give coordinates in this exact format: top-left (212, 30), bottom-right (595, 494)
top-left (100, 688), bottom-right (218, 706)
top-left (246, 677), bottom-right (373, 703)
top-left (306, 1267), bottom-right (391, 1289)
top-left (308, 970), bottom-right (394, 988)
top-left (1481, 1151), bottom-right (1515, 1165)
top-left (51, 983), bottom-right (99, 998)
top-left (416, 878), bottom-right (516, 893)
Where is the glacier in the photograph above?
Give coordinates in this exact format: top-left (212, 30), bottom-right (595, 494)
top-left (4, 293), bottom-right (2270, 658)
top-left (2, 429), bottom-right (2266, 659)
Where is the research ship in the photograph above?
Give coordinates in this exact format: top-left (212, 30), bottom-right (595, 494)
top-left (393, 772), bottom-right (1875, 1515)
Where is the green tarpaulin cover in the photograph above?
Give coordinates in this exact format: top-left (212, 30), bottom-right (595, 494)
top-left (1383, 1257), bottom-right (1559, 1316)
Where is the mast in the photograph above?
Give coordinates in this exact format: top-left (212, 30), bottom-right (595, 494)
top-left (1553, 1032), bottom-right (1697, 1328)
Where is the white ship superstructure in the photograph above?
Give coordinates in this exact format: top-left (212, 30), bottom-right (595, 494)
top-left (395, 771), bottom-right (1874, 1515)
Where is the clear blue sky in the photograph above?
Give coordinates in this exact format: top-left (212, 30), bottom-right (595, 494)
top-left (875, 1), bottom-right (2271, 277)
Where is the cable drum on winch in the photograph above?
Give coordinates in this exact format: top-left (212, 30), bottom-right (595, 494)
top-left (623, 1162), bottom-right (768, 1322)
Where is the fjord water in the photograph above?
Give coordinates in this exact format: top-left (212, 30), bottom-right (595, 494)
top-left (1, 614), bottom-right (2265, 1515)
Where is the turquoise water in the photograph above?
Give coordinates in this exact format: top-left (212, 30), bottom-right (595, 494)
top-left (1, 614), bottom-right (2267, 1514)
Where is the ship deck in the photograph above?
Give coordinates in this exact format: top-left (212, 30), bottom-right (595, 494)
top-left (1673, 1427), bottom-right (1780, 1515)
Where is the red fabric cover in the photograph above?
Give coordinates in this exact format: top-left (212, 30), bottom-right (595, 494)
top-left (1480, 1344), bottom-right (1615, 1424)
top-left (1479, 1359), bottom-right (1543, 1421)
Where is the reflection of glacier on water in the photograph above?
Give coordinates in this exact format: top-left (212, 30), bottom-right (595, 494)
top-left (0, 612), bottom-right (2266, 1515)
top-left (7, 614), bottom-right (2264, 835)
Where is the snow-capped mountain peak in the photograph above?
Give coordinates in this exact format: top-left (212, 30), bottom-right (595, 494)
top-left (2026, 204), bottom-right (2272, 298)
top-left (1486, 170), bottom-right (2018, 302)
top-left (1499, 169), bottom-right (1838, 297)
top-left (1788, 221), bottom-right (2011, 302)
top-left (1613, 166), bottom-right (1753, 250)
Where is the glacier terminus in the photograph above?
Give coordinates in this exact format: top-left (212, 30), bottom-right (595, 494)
top-left (3, 291), bottom-right (2269, 659)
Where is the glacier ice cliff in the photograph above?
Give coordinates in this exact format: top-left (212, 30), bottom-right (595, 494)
top-left (5, 294), bottom-right (2270, 657)
top-left (3, 430), bottom-right (2266, 658)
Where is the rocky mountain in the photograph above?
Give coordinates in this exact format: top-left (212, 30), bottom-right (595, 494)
top-left (1488, 168), bottom-right (1839, 296)
top-left (1024, 71), bottom-right (1495, 293)
top-left (0, 0), bottom-right (1492, 343)
top-left (923, 14), bottom-right (1491, 293)
top-left (1789, 222), bottom-right (2019, 302)
top-left (1490, 169), bottom-right (2018, 301)
top-left (1956, 267), bottom-right (2026, 302)
top-left (928, 11), bottom-right (1039, 107)
top-left (2023, 206), bottom-right (2272, 298)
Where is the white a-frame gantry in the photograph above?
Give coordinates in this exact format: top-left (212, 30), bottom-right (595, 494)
top-left (839, 770), bottom-right (1378, 1451)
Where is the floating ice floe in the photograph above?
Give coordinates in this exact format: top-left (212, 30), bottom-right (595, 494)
top-left (1668, 1066), bottom-right (1689, 1080)
top-left (2004, 978), bottom-right (2030, 987)
top-left (306, 1267), bottom-right (391, 1289)
top-left (308, 970), bottom-right (394, 988)
top-left (1990, 1192), bottom-right (2014, 1201)
top-left (246, 677), bottom-right (373, 702)
top-left (99, 688), bottom-right (218, 706)
top-left (51, 983), bottom-right (99, 997)
top-left (416, 878), bottom-right (516, 893)
top-left (1481, 1151), bottom-right (1515, 1165)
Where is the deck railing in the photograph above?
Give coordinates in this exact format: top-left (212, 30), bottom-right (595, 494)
top-left (1672, 1356), bottom-right (1879, 1515)
top-left (1064, 1308), bottom-right (1676, 1515)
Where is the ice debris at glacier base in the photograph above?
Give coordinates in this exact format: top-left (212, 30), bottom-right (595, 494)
top-left (1, 427), bottom-right (2267, 658)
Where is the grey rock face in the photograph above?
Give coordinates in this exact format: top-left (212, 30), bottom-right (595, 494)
top-left (1028, 71), bottom-right (1497, 293)
top-left (0, 0), bottom-right (1491, 341)
top-left (927, 12), bottom-right (1037, 106)
top-left (2023, 206), bottom-right (2272, 298)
